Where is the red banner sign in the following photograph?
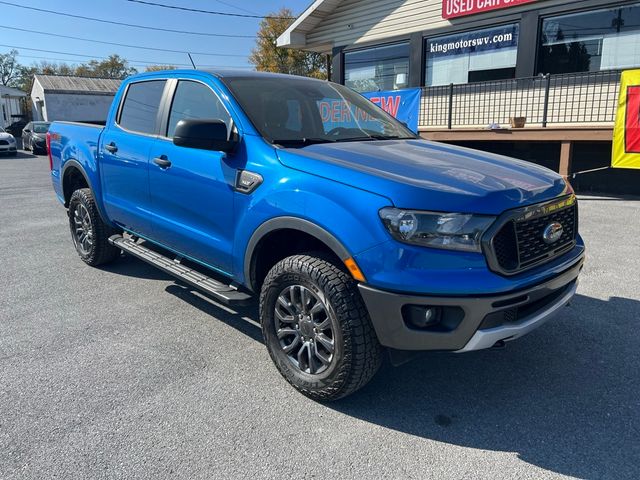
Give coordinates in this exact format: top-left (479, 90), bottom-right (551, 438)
top-left (442, 0), bottom-right (537, 19)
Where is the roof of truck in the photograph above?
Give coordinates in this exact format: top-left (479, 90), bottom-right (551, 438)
top-left (125, 69), bottom-right (328, 83)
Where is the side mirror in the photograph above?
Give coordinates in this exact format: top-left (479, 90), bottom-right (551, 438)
top-left (24, 129), bottom-right (31, 133)
top-left (173, 119), bottom-right (237, 153)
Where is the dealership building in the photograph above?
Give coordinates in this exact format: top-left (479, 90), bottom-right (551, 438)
top-left (279, 0), bottom-right (640, 194)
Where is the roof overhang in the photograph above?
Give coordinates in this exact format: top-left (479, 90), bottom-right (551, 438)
top-left (276, 0), bottom-right (340, 53)
top-left (0, 86), bottom-right (27, 98)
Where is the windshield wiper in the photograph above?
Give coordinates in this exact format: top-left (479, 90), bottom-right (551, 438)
top-left (272, 137), bottom-right (335, 147)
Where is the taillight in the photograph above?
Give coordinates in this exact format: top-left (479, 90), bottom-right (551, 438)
top-left (46, 131), bottom-right (53, 170)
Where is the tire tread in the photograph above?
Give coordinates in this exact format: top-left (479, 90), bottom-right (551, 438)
top-left (68, 188), bottom-right (120, 266)
top-left (260, 254), bottom-right (382, 401)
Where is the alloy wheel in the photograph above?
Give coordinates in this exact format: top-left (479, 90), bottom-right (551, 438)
top-left (274, 284), bottom-right (336, 375)
top-left (72, 203), bottom-right (93, 255)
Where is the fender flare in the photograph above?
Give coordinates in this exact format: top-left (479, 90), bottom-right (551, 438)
top-left (243, 216), bottom-right (352, 291)
top-left (61, 159), bottom-right (93, 206)
top-left (60, 160), bottom-right (112, 226)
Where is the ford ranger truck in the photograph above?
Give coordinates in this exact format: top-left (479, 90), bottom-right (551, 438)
top-left (48, 70), bottom-right (584, 401)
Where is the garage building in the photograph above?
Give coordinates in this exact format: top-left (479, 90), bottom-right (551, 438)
top-left (30, 75), bottom-right (122, 123)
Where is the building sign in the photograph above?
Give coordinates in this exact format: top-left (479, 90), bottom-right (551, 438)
top-left (427, 24), bottom-right (518, 58)
top-left (612, 70), bottom-right (640, 169)
top-left (362, 88), bottom-right (422, 133)
top-left (442, 0), bottom-right (537, 20)
top-left (316, 89), bottom-right (421, 134)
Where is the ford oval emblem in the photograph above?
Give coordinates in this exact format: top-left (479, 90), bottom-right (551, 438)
top-left (543, 222), bottom-right (564, 244)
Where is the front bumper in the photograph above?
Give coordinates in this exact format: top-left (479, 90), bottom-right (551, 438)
top-left (0, 144), bottom-right (17, 154)
top-left (358, 255), bottom-right (583, 352)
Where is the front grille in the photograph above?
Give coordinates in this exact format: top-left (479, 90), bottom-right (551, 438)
top-left (489, 197), bottom-right (578, 274)
top-left (0, 140), bottom-right (8, 146)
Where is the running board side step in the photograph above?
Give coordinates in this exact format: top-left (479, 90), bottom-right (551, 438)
top-left (109, 235), bottom-right (252, 306)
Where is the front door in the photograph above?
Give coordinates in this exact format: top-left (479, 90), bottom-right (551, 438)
top-left (148, 79), bottom-right (238, 275)
top-left (101, 79), bottom-right (167, 237)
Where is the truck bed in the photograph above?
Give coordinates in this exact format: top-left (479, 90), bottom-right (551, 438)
top-left (49, 121), bottom-right (105, 205)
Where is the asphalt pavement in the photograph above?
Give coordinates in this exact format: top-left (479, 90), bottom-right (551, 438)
top-left (1, 152), bottom-right (639, 479)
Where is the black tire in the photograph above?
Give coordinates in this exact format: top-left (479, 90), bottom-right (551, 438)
top-left (260, 254), bottom-right (382, 401)
top-left (68, 188), bottom-right (121, 266)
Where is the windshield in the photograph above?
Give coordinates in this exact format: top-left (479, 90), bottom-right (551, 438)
top-left (33, 123), bottom-right (51, 134)
top-left (222, 76), bottom-right (416, 146)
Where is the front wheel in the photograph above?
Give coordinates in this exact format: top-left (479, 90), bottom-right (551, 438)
top-left (260, 255), bottom-right (382, 401)
top-left (68, 188), bottom-right (121, 266)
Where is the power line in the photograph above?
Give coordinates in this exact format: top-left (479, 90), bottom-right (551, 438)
top-left (0, 1), bottom-right (255, 39)
top-left (210, 0), bottom-right (260, 16)
top-left (15, 54), bottom-right (253, 69)
top-left (2, 43), bottom-right (253, 68)
top-left (126, 0), bottom-right (294, 19)
top-left (0, 25), bottom-right (247, 57)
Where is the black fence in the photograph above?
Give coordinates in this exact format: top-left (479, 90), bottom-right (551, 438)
top-left (419, 70), bottom-right (621, 129)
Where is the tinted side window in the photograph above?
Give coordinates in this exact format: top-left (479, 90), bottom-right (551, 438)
top-left (119, 80), bottom-right (166, 135)
top-left (167, 80), bottom-right (232, 138)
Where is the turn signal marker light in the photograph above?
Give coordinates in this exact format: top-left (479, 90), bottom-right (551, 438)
top-left (344, 257), bottom-right (366, 283)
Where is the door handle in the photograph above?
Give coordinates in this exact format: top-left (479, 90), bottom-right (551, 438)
top-left (105, 142), bottom-right (118, 153)
top-left (153, 156), bottom-right (171, 169)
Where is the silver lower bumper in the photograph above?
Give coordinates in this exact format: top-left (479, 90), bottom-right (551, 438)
top-left (455, 280), bottom-right (578, 353)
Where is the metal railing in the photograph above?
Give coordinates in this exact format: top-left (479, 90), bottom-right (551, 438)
top-left (419, 70), bottom-right (621, 129)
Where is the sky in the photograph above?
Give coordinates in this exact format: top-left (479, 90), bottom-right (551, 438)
top-left (0, 0), bottom-right (311, 71)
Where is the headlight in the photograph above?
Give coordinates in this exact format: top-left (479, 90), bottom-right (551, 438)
top-left (379, 207), bottom-right (496, 252)
top-left (8, 137), bottom-right (15, 143)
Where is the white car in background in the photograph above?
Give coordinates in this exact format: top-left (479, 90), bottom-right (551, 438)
top-left (0, 127), bottom-right (18, 156)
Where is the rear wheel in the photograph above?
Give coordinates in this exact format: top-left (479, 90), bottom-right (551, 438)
top-left (260, 254), bottom-right (382, 401)
top-left (68, 188), bottom-right (121, 266)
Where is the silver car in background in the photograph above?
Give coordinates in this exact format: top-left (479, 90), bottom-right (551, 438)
top-left (0, 127), bottom-right (18, 156)
top-left (22, 122), bottom-right (51, 154)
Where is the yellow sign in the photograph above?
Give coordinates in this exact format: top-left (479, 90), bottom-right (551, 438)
top-left (612, 69), bottom-right (640, 169)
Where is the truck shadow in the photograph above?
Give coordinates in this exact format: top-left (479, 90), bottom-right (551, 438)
top-left (164, 283), bottom-right (262, 343)
top-left (166, 276), bottom-right (639, 477)
top-left (329, 293), bottom-right (640, 479)
top-left (100, 254), bottom-right (176, 281)
top-left (106, 255), bottom-right (639, 478)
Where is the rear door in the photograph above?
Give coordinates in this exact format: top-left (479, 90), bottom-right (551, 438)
top-left (100, 79), bottom-right (167, 237)
top-left (147, 77), bottom-right (239, 275)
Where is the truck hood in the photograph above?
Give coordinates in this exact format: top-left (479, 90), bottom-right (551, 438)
top-left (276, 139), bottom-right (569, 215)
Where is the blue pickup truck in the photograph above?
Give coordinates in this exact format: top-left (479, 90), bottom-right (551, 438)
top-left (48, 70), bottom-right (584, 400)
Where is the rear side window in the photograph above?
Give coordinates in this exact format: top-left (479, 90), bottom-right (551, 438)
top-left (166, 80), bottom-right (232, 138)
top-left (118, 80), bottom-right (166, 135)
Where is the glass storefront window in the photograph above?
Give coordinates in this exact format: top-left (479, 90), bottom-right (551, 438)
top-left (344, 43), bottom-right (410, 93)
top-left (425, 24), bottom-right (519, 86)
top-left (539, 3), bottom-right (640, 74)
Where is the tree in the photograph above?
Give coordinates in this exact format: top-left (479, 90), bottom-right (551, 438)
top-left (1, 49), bottom-right (139, 94)
top-left (75, 55), bottom-right (137, 79)
top-left (145, 65), bottom-right (177, 72)
top-left (249, 7), bottom-right (327, 79)
top-left (0, 49), bottom-right (20, 86)
top-left (14, 61), bottom-right (77, 93)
